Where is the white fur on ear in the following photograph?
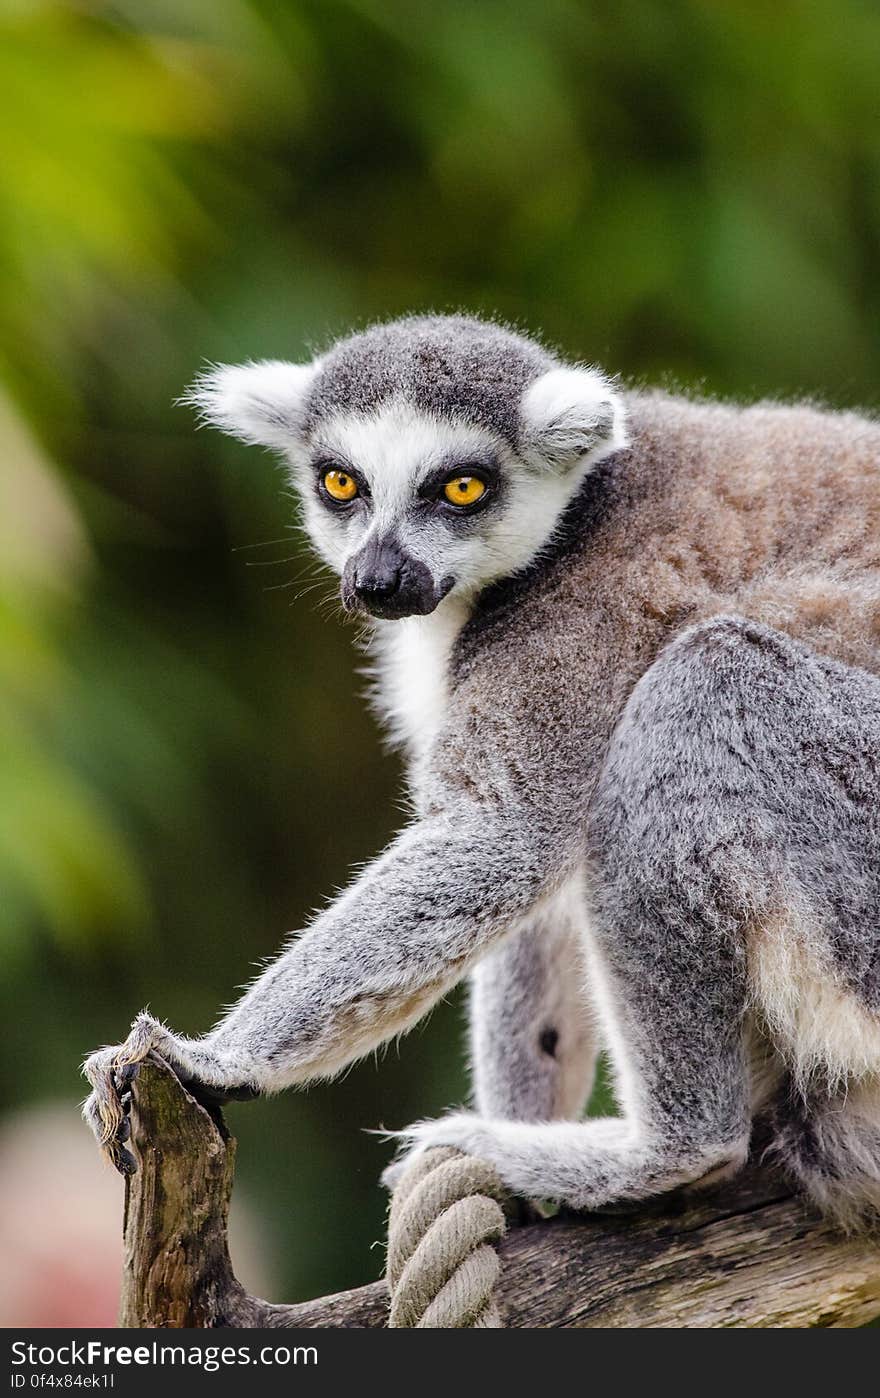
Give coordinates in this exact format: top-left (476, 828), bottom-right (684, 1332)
top-left (520, 366), bottom-right (627, 472)
top-left (181, 359), bottom-right (318, 451)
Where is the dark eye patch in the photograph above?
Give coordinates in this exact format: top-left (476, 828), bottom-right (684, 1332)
top-left (311, 454), bottom-right (371, 511)
top-left (417, 454), bottom-right (504, 519)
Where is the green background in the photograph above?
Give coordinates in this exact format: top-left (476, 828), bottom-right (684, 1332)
top-left (1, 0), bottom-right (879, 1310)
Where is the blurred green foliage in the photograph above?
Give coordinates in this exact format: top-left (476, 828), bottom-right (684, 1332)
top-left (1, 0), bottom-right (878, 1303)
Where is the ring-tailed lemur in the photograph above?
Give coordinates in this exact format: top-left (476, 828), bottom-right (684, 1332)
top-left (84, 314), bottom-right (880, 1230)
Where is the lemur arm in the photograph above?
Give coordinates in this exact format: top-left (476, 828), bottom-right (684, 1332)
top-left (83, 802), bottom-right (566, 1168)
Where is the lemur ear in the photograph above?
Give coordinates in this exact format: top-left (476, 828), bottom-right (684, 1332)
top-left (520, 366), bottom-right (627, 472)
top-left (182, 360), bottom-right (318, 451)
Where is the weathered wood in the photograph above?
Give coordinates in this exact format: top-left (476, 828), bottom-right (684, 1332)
top-left (119, 1054), bottom-right (240, 1327)
top-left (120, 1057), bottom-right (880, 1329)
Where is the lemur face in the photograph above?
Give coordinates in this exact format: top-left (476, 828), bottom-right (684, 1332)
top-left (186, 315), bottom-right (626, 620)
top-left (301, 401), bottom-right (519, 619)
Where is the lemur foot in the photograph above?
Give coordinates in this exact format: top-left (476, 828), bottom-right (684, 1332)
top-left (81, 1011), bottom-right (259, 1174)
top-left (381, 1112), bottom-right (503, 1192)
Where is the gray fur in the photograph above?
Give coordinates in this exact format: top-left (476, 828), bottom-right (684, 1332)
top-left (304, 314), bottom-right (554, 443)
top-left (469, 884), bottom-right (598, 1123)
top-left (85, 314), bottom-right (880, 1231)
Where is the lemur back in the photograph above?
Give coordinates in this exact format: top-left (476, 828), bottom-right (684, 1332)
top-left (454, 391), bottom-right (880, 697)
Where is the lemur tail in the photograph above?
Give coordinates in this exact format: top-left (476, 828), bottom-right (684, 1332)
top-left (767, 1078), bottom-right (880, 1233)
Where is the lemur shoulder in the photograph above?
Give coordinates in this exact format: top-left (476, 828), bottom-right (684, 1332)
top-left (85, 314), bottom-right (880, 1232)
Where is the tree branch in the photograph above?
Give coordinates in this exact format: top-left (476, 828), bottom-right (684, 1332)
top-left (119, 1056), bottom-right (880, 1329)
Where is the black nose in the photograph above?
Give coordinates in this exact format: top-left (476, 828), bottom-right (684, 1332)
top-left (353, 561), bottom-right (401, 602)
top-left (343, 534), bottom-right (440, 618)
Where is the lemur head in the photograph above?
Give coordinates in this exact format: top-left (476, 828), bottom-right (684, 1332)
top-left (187, 315), bottom-right (626, 620)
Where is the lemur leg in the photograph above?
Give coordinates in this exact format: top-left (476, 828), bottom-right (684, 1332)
top-left (392, 617), bottom-right (880, 1209)
top-left (83, 806), bottom-right (568, 1170)
top-left (469, 877), bottom-right (598, 1122)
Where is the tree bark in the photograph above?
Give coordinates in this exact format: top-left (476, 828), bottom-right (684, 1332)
top-left (119, 1056), bottom-right (880, 1329)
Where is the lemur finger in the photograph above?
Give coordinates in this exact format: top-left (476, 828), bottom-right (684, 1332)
top-left (82, 1091), bottom-right (105, 1144)
top-left (82, 1048), bottom-right (125, 1151)
top-left (380, 1157), bottom-right (408, 1191)
top-left (106, 1139), bottom-right (138, 1176)
top-left (113, 1061), bottom-right (140, 1092)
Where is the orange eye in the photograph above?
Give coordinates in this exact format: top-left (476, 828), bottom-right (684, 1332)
top-left (323, 469), bottom-right (358, 502)
top-left (443, 475), bottom-right (486, 507)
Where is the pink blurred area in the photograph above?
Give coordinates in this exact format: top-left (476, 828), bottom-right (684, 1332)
top-left (0, 1103), bottom-right (123, 1327)
top-left (0, 1102), bottom-right (276, 1328)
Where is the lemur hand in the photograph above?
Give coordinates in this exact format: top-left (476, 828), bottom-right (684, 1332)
top-left (82, 1011), bottom-right (259, 1174)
